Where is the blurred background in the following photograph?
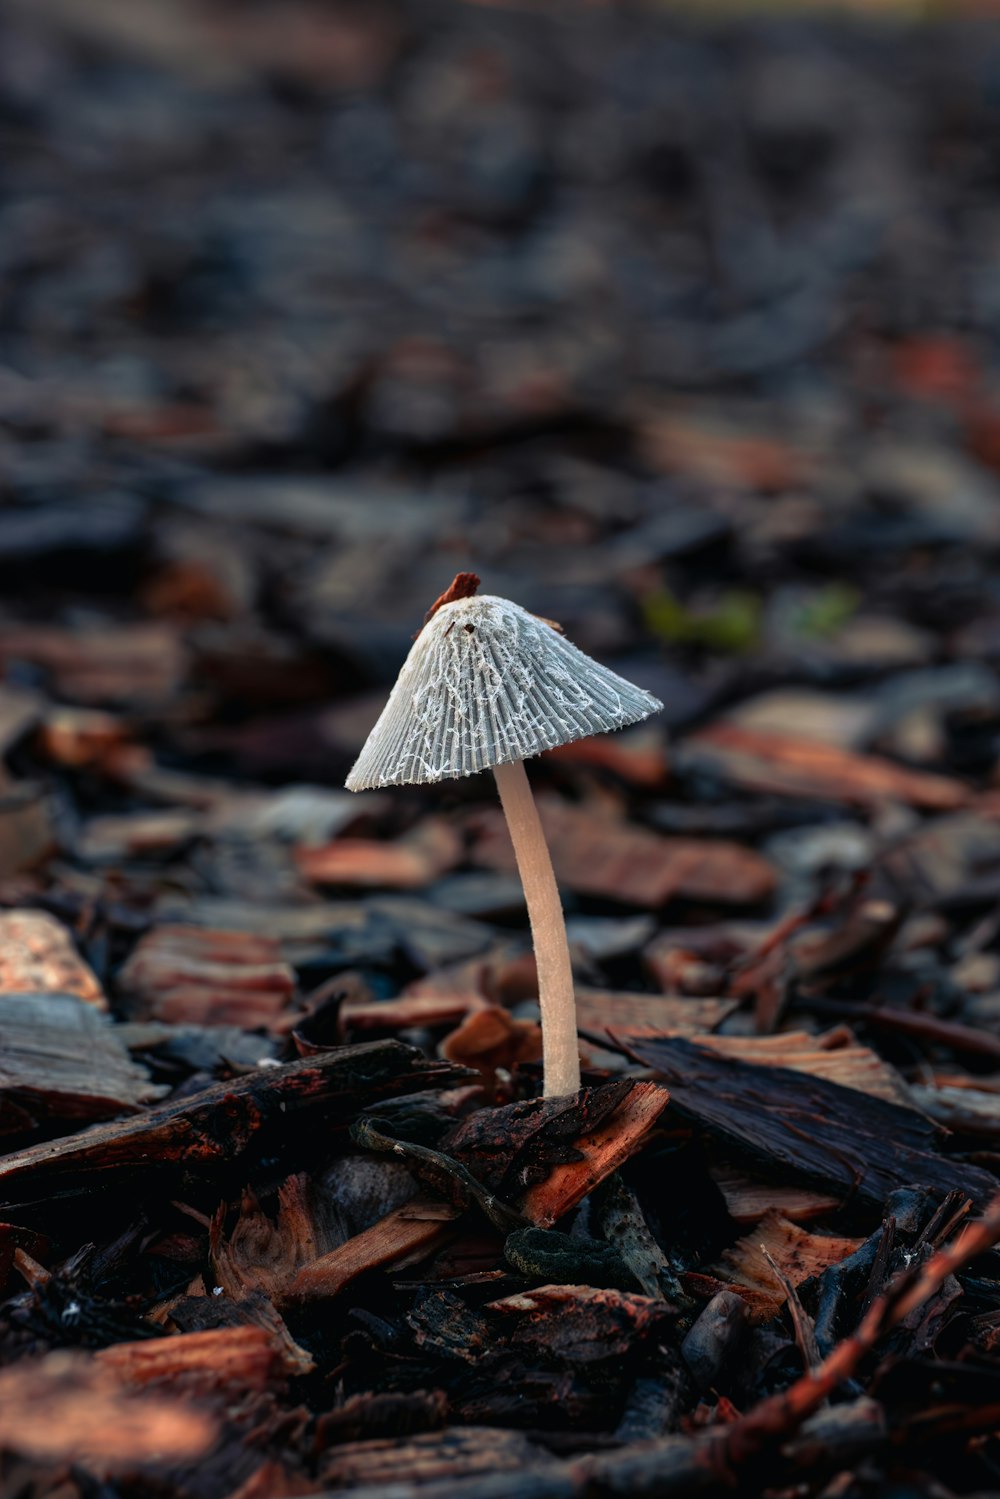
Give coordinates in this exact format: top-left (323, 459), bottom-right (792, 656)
top-left (1, 0), bottom-right (1000, 912)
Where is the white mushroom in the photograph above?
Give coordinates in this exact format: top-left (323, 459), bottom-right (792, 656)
top-left (345, 574), bottom-right (663, 1098)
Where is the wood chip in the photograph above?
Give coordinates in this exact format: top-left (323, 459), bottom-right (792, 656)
top-left (487, 1283), bottom-right (674, 1363)
top-left (321, 1426), bottom-right (544, 1492)
top-left (691, 1029), bottom-right (914, 1108)
top-left (708, 1211), bottom-right (864, 1325)
top-left (0, 787), bottom-right (55, 882)
top-left (520, 1081), bottom-right (671, 1228)
top-left (709, 1166), bottom-right (841, 1225)
top-left (79, 809), bottom-right (202, 862)
top-left (0, 909), bottom-right (106, 1007)
top-left (626, 1035), bottom-right (999, 1209)
top-left (0, 1351), bottom-right (215, 1466)
top-left (118, 923), bottom-right (295, 1027)
top-left (0, 623), bottom-right (186, 706)
top-left (472, 797), bottom-right (776, 907)
top-left (686, 723), bottom-right (968, 810)
top-left (909, 1082), bottom-right (1000, 1136)
top-left (0, 685), bottom-right (43, 755)
top-left (96, 1325), bottom-right (283, 1393)
top-left (546, 728), bottom-right (668, 787)
top-left (297, 818), bottom-right (462, 889)
top-left (0, 992), bottom-right (161, 1127)
top-left (0, 1040), bottom-right (472, 1209)
top-left (286, 1196), bottom-right (461, 1302)
top-left (341, 992), bottom-right (487, 1036)
top-left (682, 1272), bottom-right (785, 1324)
top-left (36, 704), bottom-right (134, 769)
top-left (640, 410), bottom-right (810, 490)
top-left (440, 1006), bottom-right (542, 1091)
top-left (576, 990), bottom-right (737, 1039)
top-left (210, 1176), bottom-right (325, 1301)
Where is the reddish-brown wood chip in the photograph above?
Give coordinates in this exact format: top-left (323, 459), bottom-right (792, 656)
top-left (96, 1325), bottom-right (283, 1392)
top-left (118, 923), bottom-right (295, 1027)
top-left (708, 1211), bottom-right (864, 1324)
top-left (520, 1081), bottom-right (671, 1227)
top-left (708, 1168), bottom-right (841, 1225)
top-left (441, 1006), bottom-right (543, 1091)
top-left (297, 818), bottom-right (462, 889)
top-left (0, 1352), bottom-right (216, 1466)
top-left (286, 1197), bottom-right (462, 1302)
top-left (0, 909), bottom-right (106, 1008)
top-left (472, 798), bottom-right (776, 907)
top-left (687, 722), bottom-right (969, 810)
top-left (0, 623), bottom-right (186, 706)
top-left (546, 729), bottom-right (669, 787)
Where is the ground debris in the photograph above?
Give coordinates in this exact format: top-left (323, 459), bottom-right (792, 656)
top-left (0, 992), bottom-right (162, 1131)
top-left (119, 924), bottom-right (296, 1028)
top-left (0, 910), bottom-right (106, 1008)
top-left (471, 797), bottom-right (776, 908)
top-left (0, 1041), bottom-right (473, 1211)
top-left (706, 1211), bottom-right (864, 1323)
top-left (626, 1035), bottom-right (999, 1208)
top-left (4, 3), bottom-right (1000, 1495)
top-left (685, 723), bottom-right (970, 810)
top-left (0, 1350), bottom-right (216, 1468)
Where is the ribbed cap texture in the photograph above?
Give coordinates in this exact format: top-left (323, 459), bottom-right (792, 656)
top-left (346, 594), bottom-right (663, 790)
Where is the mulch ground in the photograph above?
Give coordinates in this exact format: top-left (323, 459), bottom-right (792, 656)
top-left (3, 2), bottom-right (1000, 1495)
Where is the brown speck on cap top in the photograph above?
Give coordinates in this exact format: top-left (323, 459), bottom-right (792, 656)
top-left (421, 571), bottom-right (482, 632)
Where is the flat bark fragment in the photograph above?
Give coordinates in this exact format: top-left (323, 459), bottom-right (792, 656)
top-left (297, 818), bottom-right (462, 889)
top-left (0, 1351), bottom-right (216, 1468)
top-left (0, 1040), bottom-right (473, 1212)
top-left (519, 1081), bottom-right (672, 1227)
top-left (692, 1029), bottom-right (914, 1108)
top-left (575, 991), bottom-right (738, 1040)
top-left (708, 1211), bottom-right (865, 1324)
top-left (0, 991), bottom-right (162, 1127)
top-left (471, 797), bottom-right (777, 907)
top-left (0, 622), bottom-right (186, 705)
top-left (443, 1079), bottom-right (671, 1227)
top-left (709, 1165), bottom-right (840, 1224)
top-left (163, 1287), bottom-right (315, 1375)
top-left (286, 1195), bottom-right (461, 1301)
top-left (0, 909), bottom-right (106, 1006)
top-left (95, 1325), bottom-right (285, 1393)
top-left (0, 783), bottom-right (54, 880)
top-left (686, 722), bottom-right (969, 810)
top-left (626, 1035), bottom-right (999, 1208)
top-left (486, 1283), bottom-right (675, 1363)
top-left (320, 1426), bottom-right (547, 1493)
top-left (118, 923), bottom-right (295, 1028)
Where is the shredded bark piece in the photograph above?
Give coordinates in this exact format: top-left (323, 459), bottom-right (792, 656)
top-left (423, 573), bottom-right (481, 626)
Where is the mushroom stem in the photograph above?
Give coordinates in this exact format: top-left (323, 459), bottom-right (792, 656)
top-left (492, 758), bottom-right (581, 1098)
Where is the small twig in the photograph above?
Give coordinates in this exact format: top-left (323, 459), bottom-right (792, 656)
top-left (729, 880), bottom-right (850, 992)
top-left (13, 1248), bottom-right (50, 1290)
top-left (350, 1115), bottom-right (528, 1233)
top-left (858, 1215), bottom-right (895, 1321)
top-left (760, 1245), bottom-right (821, 1372)
top-left (803, 997), bottom-right (1000, 1063)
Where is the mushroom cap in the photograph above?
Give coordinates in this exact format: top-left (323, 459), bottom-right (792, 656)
top-left (346, 593), bottom-right (663, 790)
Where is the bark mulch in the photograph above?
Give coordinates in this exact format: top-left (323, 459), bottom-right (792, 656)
top-left (3, 2), bottom-right (1000, 1495)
